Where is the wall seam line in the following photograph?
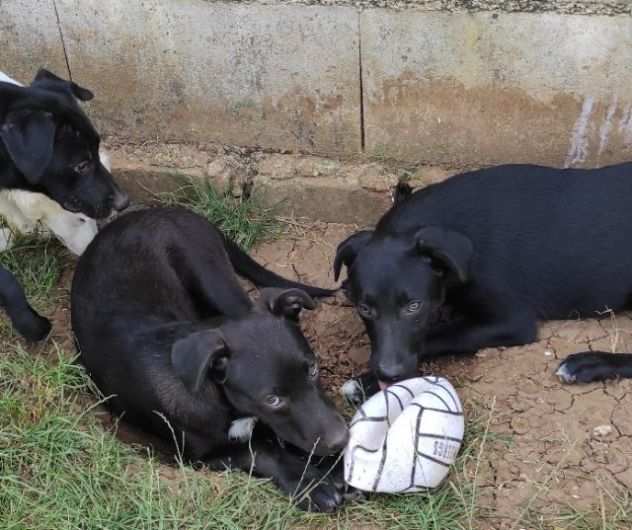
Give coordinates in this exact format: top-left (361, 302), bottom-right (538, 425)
top-left (358, 10), bottom-right (366, 153)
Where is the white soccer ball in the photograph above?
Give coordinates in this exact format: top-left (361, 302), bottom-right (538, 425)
top-left (343, 376), bottom-right (465, 493)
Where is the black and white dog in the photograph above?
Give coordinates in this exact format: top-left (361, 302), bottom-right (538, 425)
top-left (72, 207), bottom-right (347, 512)
top-left (0, 69), bottom-right (106, 255)
top-left (0, 68), bottom-right (128, 340)
top-left (334, 163), bottom-right (632, 390)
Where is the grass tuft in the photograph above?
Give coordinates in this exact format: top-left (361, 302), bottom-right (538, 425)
top-left (156, 179), bottom-right (279, 250)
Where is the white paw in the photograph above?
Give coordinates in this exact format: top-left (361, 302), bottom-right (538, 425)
top-left (341, 379), bottom-right (364, 405)
top-left (555, 362), bottom-right (575, 383)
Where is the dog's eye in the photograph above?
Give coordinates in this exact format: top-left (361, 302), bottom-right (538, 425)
top-left (74, 160), bottom-right (91, 174)
top-left (405, 300), bottom-right (423, 314)
top-left (265, 395), bottom-right (283, 408)
top-left (308, 362), bottom-right (319, 379)
top-left (357, 303), bottom-right (375, 319)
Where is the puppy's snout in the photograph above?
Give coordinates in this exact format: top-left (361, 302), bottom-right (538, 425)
top-left (111, 188), bottom-right (129, 211)
top-left (323, 423), bottom-right (349, 453)
top-left (375, 362), bottom-right (407, 385)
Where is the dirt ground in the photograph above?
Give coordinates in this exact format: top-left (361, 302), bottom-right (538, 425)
top-left (251, 220), bottom-right (632, 528)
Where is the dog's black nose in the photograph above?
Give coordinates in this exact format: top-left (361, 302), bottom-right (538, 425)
top-left (375, 363), bottom-right (407, 385)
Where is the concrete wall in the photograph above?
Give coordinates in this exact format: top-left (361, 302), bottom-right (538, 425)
top-left (362, 12), bottom-right (632, 167)
top-left (2, 0), bottom-right (632, 221)
top-left (56, 1), bottom-right (362, 155)
top-left (1, 0), bottom-right (67, 82)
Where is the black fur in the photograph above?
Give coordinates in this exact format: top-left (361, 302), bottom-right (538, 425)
top-left (0, 68), bottom-right (129, 341)
top-left (71, 207), bottom-right (347, 512)
top-left (222, 236), bottom-right (335, 298)
top-left (391, 181), bottom-right (413, 205)
top-left (335, 162), bottom-right (632, 384)
top-left (557, 351), bottom-right (632, 383)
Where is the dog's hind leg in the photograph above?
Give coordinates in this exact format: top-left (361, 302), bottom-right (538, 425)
top-left (0, 265), bottom-right (51, 341)
top-left (170, 241), bottom-right (253, 319)
top-left (557, 351), bottom-right (632, 383)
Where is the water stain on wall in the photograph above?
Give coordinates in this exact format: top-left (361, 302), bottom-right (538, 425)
top-left (366, 72), bottom-right (632, 168)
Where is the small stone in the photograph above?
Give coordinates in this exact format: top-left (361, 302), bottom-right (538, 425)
top-left (592, 424), bottom-right (614, 438)
top-left (511, 416), bottom-right (530, 434)
top-left (544, 349), bottom-right (554, 357)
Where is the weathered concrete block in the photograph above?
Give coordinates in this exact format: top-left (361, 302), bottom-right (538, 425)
top-left (0, 0), bottom-right (67, 83)
top-left (362, 11), bottom-right (632, 167)
top-left (56, 0), bottom-right (361, 154)
top-left (256, 180), bottom-right (391, 224)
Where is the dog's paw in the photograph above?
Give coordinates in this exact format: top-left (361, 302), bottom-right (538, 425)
top-left (289, 466), bottom-right (344, 513)
top-left (556, 352), bottom-right (620, 384)
top-left (341, 378), bottom-right (364, 406)
top-left (13, 310), bottom-right (51, 342)
top-left (341, 372), bottom-right (380, 406)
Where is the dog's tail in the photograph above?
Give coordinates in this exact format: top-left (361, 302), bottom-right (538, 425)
top-left (224, 238), bottom-right (337, 298)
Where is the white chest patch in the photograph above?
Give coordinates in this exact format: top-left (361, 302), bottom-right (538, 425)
top-left (228, 417), bottom-right (258, 442)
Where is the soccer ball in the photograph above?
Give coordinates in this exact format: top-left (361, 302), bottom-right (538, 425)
top-left (343, 376), bottom-right (465, 493)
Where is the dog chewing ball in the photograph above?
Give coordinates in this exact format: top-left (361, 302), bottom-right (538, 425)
top-left (343, 376), bottom-right (464, 493)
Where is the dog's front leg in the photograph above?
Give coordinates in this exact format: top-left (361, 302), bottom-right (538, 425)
top-left (0, 265), bottom-right (50, 340)
top-left (423, 312), bottom-right (537, 358)
top-left (207, 437), bottom-right (345, 512)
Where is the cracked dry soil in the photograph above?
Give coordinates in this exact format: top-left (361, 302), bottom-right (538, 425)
top-left (252, 221), bottom-right (632, 527)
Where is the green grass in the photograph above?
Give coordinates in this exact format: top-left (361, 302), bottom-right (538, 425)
top-left (0, 233), bottom-right (65, 308)
top-left (522, 498), bottom-right (632, 530)
top-left (156, 178), bottom-right (279, 251)
top-left (0, 339), bottom-right (486, 530)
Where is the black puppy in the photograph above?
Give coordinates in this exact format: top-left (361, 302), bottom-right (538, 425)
top-left (72, 207), bottom-right (348, 511)
top-left (0, 68), bottom-right (128, 340)
top-left (334, 162), bottom-right (632, 387)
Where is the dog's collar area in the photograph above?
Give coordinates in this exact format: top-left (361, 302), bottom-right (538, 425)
top-left (228, 416), bottom-right (258, 442)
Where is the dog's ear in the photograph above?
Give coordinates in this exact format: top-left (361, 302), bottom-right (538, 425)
top-left (171, 330), bottom-right (230, 393)
top-left (260, 288), bottom-right (315, 320)
top-left (415, 226), bottom-right (473, 283)
top-left (33, 68), bottom-right (94, 101)
top-left (333, 230), bottom-right (373, 281)
top-left (0, 109), bottom-right (56, 184)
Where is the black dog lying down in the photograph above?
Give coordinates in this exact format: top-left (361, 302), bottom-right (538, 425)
top-left (334, 162), bottom-right (632, 388)
top-left (0, 69), bottom-right (128, 340)
top-left (72, 207), bottom-right (348, 511)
